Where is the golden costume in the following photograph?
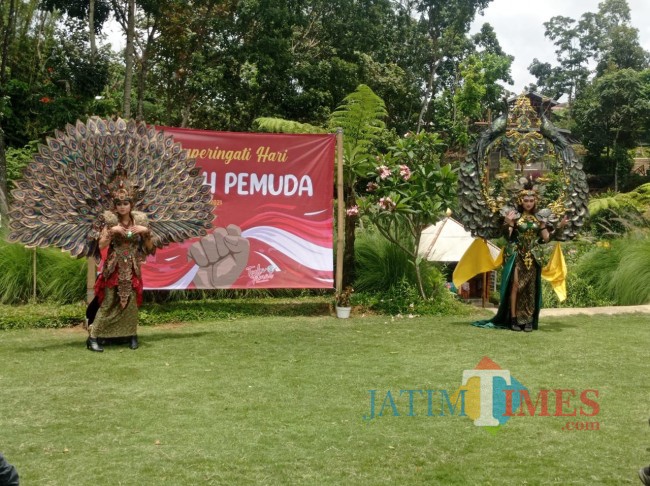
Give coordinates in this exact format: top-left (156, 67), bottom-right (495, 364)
top-left (8, 117), bottom-right (216, 351)
top-left (89, 211), bottom-right (154, 343)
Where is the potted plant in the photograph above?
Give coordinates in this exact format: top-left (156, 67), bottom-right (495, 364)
top-left (335, 286), bottom-right (354, 318)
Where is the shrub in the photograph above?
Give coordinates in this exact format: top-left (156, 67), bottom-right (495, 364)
top-left (353, 277), bottom-right (473, 316)
top-left (0, 234), bottom-right (86, 304)
top-left (37, 249), bottom-right (86, 303)
top-left (0, 297), bottom-right (333, 330)
top-left (607, 237), bottom-right (650, 305)
top-left (0, 303), bottom-right (84, 330)
top-left (354, 229), bottom-right (441, 296)
top-left (573, 233), bottom-right (650, 305)
top-left (0, 237), bottom-right (36, 304)
top-left (542, 273), bottom-right (615, 309)
top-left (587, 198), bottom-right (646, 238)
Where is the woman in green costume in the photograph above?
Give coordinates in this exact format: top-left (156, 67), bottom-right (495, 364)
top-left (474, 187), bottom-right (566, 332)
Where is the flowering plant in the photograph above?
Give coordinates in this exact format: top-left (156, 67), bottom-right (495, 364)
top-left (357, 131), bottom-right (457, 298)
top-left (335, 286), bottom-right (354, 307)
top-left (346, 205), bottom-right (359, 217)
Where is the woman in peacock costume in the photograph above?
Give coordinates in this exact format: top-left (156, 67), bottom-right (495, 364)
top-left (7, 117), bottom-right (215, 351)
top-left (456, 93), bottom-right (589, 331)
top-left (483, 181), bottom-right (567, 331)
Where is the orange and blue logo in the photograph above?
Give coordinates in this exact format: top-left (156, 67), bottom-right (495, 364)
top-left (363, 357), bottom-right (600, 431)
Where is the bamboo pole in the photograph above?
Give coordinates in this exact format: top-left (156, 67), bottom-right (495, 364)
top-left (32, 248), bottom-right (37, 301)
top-left (87, 259), bottom-right (96, 304)
top-left (335, 128), bottom-right (344, 294)
top-left (482, 269), bottom-right (487, 308)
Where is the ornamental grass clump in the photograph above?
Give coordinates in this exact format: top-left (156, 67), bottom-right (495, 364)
top-left (574, 232), bottom-right (650, 305)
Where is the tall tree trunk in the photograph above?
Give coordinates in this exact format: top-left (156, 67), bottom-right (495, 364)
top-left (136, 56), bottom-right (145, 121)
top-left (136, 25), bottom-right (158, 121)
top-left (1, 0), bottom-right (16, 85)
top-left (0, 125), bottom-right (9, 223)
top-left (341, 187), bottom-right (357, 289)
top-left (612, 129), bottom-right (620, 192)
top-left (416, 58), bottom-right (441, 133)
top-left (123, 0), bottom-right (135, 118)
top-left (412, 232), bottom-right (426, 299)
top-left (89, 0), bottom-right (96, 58)
top-left (0, 0), bottom-right (16, 219)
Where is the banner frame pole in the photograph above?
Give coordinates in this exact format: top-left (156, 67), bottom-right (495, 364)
top-left (33, 248), bottom-right (37, 301)
top-left (335, 128), bottom-right (344, 294)
top-left (87, 259), bottom-right (96, 304)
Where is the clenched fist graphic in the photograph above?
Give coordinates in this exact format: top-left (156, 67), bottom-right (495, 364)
top-left (188, 224), bottom-right (250, 288)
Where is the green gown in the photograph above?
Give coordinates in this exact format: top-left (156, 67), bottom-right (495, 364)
top-left (473, 214), bottom-right (544, 330)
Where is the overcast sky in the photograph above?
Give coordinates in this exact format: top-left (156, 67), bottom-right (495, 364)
top-left (470, 0), bottom-right (650, 92)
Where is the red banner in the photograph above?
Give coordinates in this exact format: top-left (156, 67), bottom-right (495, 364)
top-left (142, 128), bottom-right (336, 289)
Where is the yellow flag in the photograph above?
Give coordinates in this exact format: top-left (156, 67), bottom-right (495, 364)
top-left (541, 242), bottom-right (567, 302)
top-left (493, 246), bottom-right (504, 268)
top-left (453, 239), bottom-right (501, 289)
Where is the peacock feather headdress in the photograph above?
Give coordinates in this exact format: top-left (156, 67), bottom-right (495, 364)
top-left (457, 93), bottom-right (589, 240)
top-left (8, 117), bottom-right (216, 260)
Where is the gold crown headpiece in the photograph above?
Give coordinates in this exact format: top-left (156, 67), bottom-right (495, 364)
top-left (513, 174), bottom-right (543, 206)
top-left (107, 163), bottom-right (137, 203)
top-left (516, 188), bottom-right (539, 206)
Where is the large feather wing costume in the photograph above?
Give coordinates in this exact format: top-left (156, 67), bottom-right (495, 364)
top-left (457, 94), bottom-right (589, 240)
top-left (8, 117), bottom-right (215, 260)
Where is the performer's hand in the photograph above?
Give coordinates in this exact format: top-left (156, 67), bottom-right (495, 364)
top-left (559, 216), bottom-right (569, 228)
top-left (131, 225), bottom-right (150, 236)
top-left (188, 225), bottom-right (250, 288)
top-left (110, 225), bottom-right (127, 236)
top-left (505, 211), bottom-right (516, 226)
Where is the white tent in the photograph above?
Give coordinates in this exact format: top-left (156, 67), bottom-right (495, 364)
top-left (418, 217), bottom-right (500, 262)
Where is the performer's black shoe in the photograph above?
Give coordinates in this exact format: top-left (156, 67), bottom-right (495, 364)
top-left (524, 322), bottom-right (533, 332)
top-left (86, 337), bottom-right (104, 352)
top-left (129, 335), bottom-right (139, 350)
top-left (638, 465), bottom-right (650, 485)
top-left (510, 317), bottom-right (522, 332)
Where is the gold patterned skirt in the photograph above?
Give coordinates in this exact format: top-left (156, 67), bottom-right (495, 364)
top-left (514, 254), bottom-right (539, 326)
top-left (90, 287), bottom-right (138, 338)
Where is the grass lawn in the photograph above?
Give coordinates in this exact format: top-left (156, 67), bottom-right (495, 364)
top-left (0, 311), bottom-right (649, 485)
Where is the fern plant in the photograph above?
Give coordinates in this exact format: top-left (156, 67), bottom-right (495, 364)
top-left (587, 185), bottom-right (650, 237)
top-left (327, 84), bottom-right (387, 153)
top-left (252, 118), bottom-right (325, 134)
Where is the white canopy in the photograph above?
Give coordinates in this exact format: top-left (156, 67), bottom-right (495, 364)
top-left (418, 217), bottom-right (501, 262)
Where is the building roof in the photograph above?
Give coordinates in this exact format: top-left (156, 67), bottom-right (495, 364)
top-left (507, 90), bottom-right (558, 107)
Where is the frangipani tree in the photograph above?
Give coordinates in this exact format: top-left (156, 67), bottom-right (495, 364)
top-left (360, 131), bottom-right (457, 298)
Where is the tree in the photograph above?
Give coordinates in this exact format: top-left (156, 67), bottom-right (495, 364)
top-left (40, 0), bottom-right (112, 56)
top-left (527, 59), bottom-right (570, 101)
top-left (531, 0), bottom-right (649, 104)
top-left (0, 0), bottom-right (18, 221)
top-left (110, 0), bottom-right (136, 117)
top-left (540, 15), bottom-right (590, 104)
top-left (424, 22), bottom-right (512, 153)
top-left (579, 0), bottom-right (649, 75)
top-left (361, 131), bottom-right (456, 297)
top-left (452, 51), bottom-right (512, 142)
top-left (412, 0), bottom-right (491, 132)
top-left (572, 69), bottom-right (650, 191)
top-left (329, 85), bottom-right (387, 287)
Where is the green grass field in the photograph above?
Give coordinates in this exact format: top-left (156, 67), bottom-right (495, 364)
top-left (1, 312), bottom-right (649, 485)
